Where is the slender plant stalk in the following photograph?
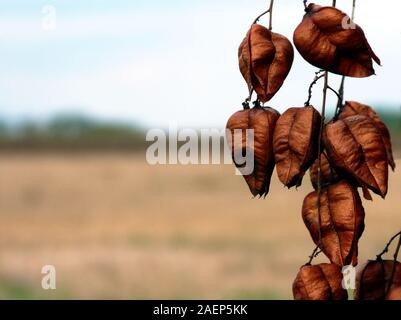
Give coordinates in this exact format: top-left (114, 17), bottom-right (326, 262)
top-left (375, 230), bottom-right (401, 297)
top-left (268, 0), bottom-right (274, 30)
top-left (306, 245), bottom-right (322, 265)
top-left (315, 71), bottom-right (329, 251)
top-left (306, 0), bottom-right (337, 264)
top-left (377, 231), bottom-right (401, 259)
top-left (253, 10), bottom-right (269, 24)
top-left (305, 70), bottom-right (325, 106)
top-left (387, 235), bottom-right (401, 295)
top-left (253, 0), bottom-right (274, 27)
top-left (336, 0), bottom-right (357, 115)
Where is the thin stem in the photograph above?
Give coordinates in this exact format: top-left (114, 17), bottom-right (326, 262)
top-left (377, 231), bottom-right (401, 260)
top-left (327, 86), bottom-right (341, 101)
top-left (306, 245), bottom-right (322, 265)
top-left (336, 0), bottom-right (356, 116)
top-left (304, 0), bottom-right (336, 265)
top-left (334, 77), bottom-right (345, 120)
top-left (305, 70), bottom-right (325, 106)
top-left (386, 235), bottom-right (401, 296)
top-left (268, 0), bottom-right (274, 30)
top-left (253, 9), bottom-right (269, 24)
top-left (253, 0), bottom-right (274, 29)
top-left (315, 71), bottom-right (329, 251)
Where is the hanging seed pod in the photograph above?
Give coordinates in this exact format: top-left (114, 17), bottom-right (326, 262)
top-left (310, 151), bottom-right (373, 201)
top-left (355, 260), bottom-right (401, 300)
top-left (293, 3), bottom-right (380, 77)
top-left (226, 106), bottom-right (280, 197)
top-left (293, 263), bottom-right (348, 300)
top-left (302, 180), bottom-right (365, 266)
top-left (339, 101), bottom-right (395, 171)
top-left (323, 115), bottom-right (388, 198)
top-left (273, 106), bottom-right (321, 188)
top-left (309, 152), bottom-right (339, 189)
top-left (239, 24), bottom-right (294, 103)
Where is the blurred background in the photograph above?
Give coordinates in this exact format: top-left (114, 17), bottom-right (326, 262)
top-left (0, 0), bottom-right (400, 299)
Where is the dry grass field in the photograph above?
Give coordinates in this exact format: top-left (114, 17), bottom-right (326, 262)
top-left (0, 153), bottom-right (400, 299)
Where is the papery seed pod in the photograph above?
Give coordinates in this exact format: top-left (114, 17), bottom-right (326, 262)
top-left (293, 3), bottom-right (380, 77)
top-left (339, 101), bottom-right (395, 171)
top-left (310, 150), bottom-right (373, 201)
top-left (302, 180), bottom-right (365, 266)
top-left (226, 106), bottom-right (280, 197)
top-left (310, 152), bottom-right (339, 189)
top-left (273, 106), bottom-right (321, 188)
top-left (239, 24), bottom-right (294, 103)
top-left (355, 260), bottom-right (401, 300)
top-left (293, 263), bottom-right (348, 300)
top-left (323, 115), bottom-right (388, 198)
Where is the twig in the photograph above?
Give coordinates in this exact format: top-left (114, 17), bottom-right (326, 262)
top-left (306, 245), bottom-right (322, 265)
top-left (268, 0), bottom-right (274, 30)
top-left (315, 71), bottom-right (329, 251)
top-left (376, 230), bottom-right (401, 297)
top-left (253, 9), bottom-right (270, 24)
top-left (334, 77), bottom-right (345, 120)
top-left (304, 70), bottom-right (325, 106)
top-left (336, 0), bottom-right (356, 117)
top-left (386, 235), bottom-right (401, 296)
top-left (253, 0), bottom-right (274, 29)
top-left (304, 0), bottom-right (336, 264)
top-left (376, 231), bottom-right (401, 260)
top-left (327, 86), bottom-right (341, 101)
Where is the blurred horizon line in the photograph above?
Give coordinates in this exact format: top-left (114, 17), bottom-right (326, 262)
top-left (1, 102), bottom-right (400, 130)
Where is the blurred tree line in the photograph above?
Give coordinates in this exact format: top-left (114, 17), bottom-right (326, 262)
top-left (0, 109), bottom-right (400, 153)
top-left (0, 114), bottom-right (145, 152)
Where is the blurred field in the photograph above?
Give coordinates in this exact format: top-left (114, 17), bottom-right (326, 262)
top-left (0, 153), bottom-right (400, 299)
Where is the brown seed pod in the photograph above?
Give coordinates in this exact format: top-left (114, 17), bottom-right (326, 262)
top-left (239, 24), bottom-right (294, 103)
top-left (226, 106), bottom-right (280, 197)
top-left (293, 3), bottom-right (380, 77)
top-left (293, 263), bottom-right (348, 300)
top-left (310, 151), bottom-right (373, 201)
top-left (355, 260), bottom-right (401, 300)
top-left (323, 115), bottom-right (388, 198)
top-left (302, 180), bottom-right (365, 266)
top-left (339, 101), bottom-right (395, 171)
top-left (273, 106), bottom-right (321, 188)
top-left (310, 152), bottom-right (339, 189)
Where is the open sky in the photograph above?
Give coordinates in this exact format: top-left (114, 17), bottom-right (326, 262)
top-left (1, 0), bottom-right (400, 128)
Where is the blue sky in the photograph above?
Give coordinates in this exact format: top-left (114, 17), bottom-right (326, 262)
top-left (1, 0), bottom-right (400, 128)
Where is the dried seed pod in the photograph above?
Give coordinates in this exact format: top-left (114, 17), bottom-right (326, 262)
top-left (323, 115), bottom-right (388, 198)
top-left (226, 106), bottom-right (280, 197)
top-left (273, 106), bottom-right (321, 188)
top-left (310, 151), bottom-right (373, 201)
top-left (302, 180), bottom-right (365, 266)
top-left (239, 24), bottom-right (294, 103)
top-left (355, 260), bottom-right (401, 300)
top-left (339, 101), bottom-right (395, 171)
top-left (293, 263), bottom-right (348, 300)
top-left (310, 152), bottom-right (339, 189)
top-left (293, 3), bottom-right (380, 77)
